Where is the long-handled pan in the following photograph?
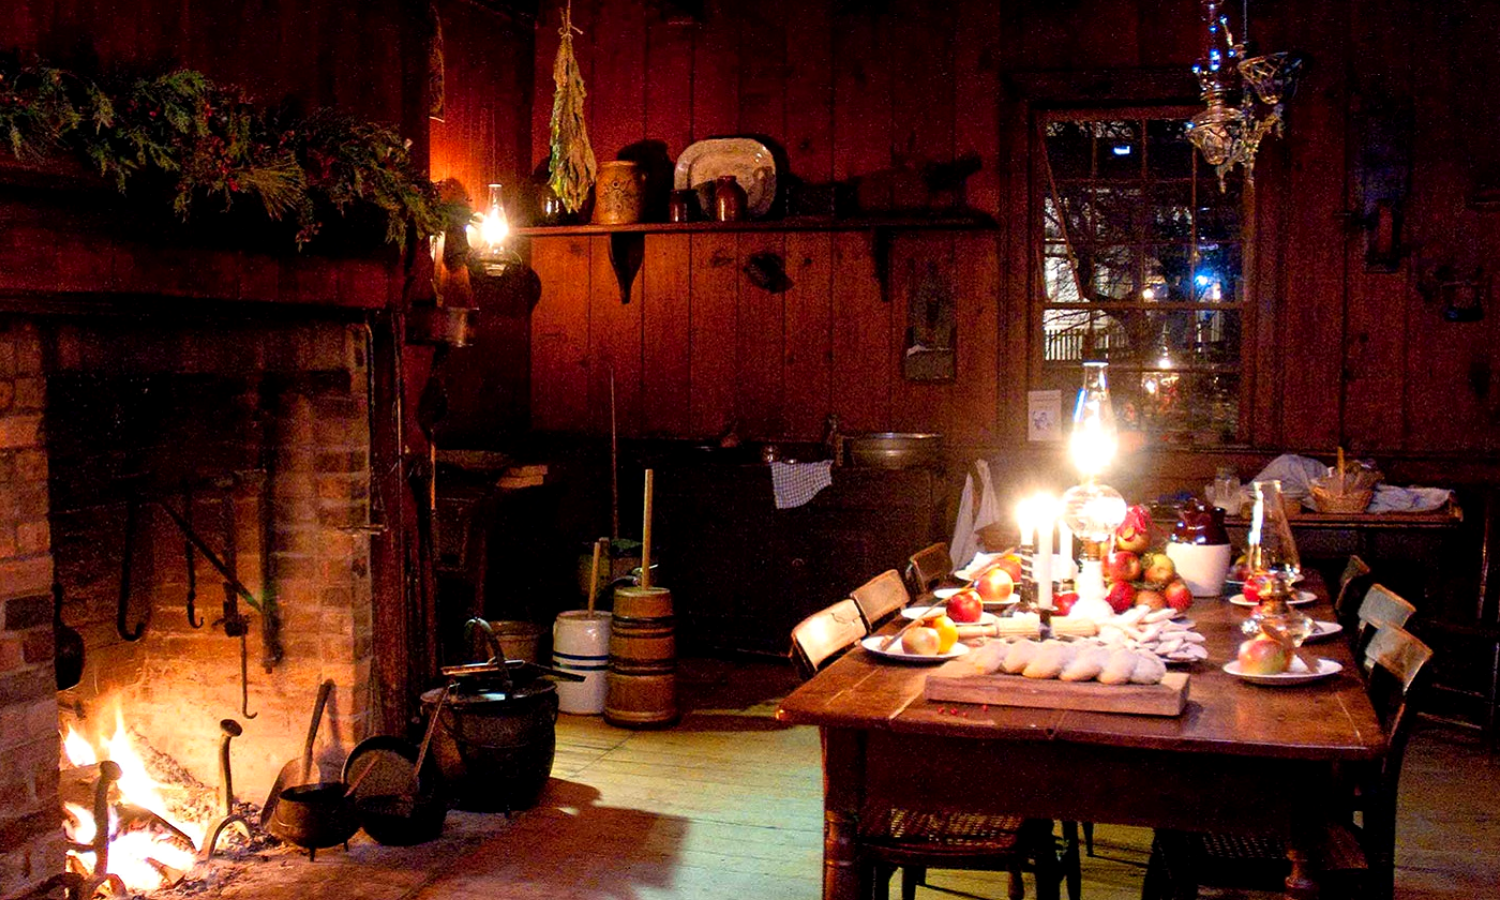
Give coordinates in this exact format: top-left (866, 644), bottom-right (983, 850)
top-left (260, 679), bottom-right (333, 828)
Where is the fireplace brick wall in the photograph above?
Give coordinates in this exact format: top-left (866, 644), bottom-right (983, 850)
top-left (46, 317), bottom-right (377, 805)
top-left (0, 318), bottom-right (63, 900)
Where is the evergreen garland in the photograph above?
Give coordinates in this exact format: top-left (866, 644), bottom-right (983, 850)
top-left (0, 56), bottom-right (458, 250)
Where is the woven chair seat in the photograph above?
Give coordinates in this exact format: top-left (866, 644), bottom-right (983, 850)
top-left (861, 806), bottom-right (1048, 863)
top-left (1149, 826), bottom-right (1367, 898)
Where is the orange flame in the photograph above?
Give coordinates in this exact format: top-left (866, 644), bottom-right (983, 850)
top-left (61, 704), bottom-right (206, 892)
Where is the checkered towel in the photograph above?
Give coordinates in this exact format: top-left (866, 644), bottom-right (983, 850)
top-left (770, 460), bottom-right (834, 510)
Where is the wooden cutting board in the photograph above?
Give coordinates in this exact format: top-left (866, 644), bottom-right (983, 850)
top-left (925, 665), bottom-right (1190, 717)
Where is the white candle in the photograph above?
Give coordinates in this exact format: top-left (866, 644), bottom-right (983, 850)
top-left (1057, 521), bottom-right (1073, 563)
top-left (1036, 495), bottom-right (1054, 610)
top-left (1016, 499), bottom-right (1035, 548)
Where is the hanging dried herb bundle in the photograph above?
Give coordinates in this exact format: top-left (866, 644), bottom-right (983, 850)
top-left (547, 2), bottom-right (596, 214)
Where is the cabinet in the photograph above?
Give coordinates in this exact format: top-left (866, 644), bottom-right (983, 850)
top-left (652, 463), bottom-right (943, 655)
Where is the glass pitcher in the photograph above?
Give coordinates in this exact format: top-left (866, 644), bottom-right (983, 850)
top-left (1247, 479), bottom-right (1301, 582)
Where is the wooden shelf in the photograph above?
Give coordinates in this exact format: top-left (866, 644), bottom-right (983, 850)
top-left (513, 214), bottom-right (997, 238)
top-left (516, 214), bottom-right (997, 302)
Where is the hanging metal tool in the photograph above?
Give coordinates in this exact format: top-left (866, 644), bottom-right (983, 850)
top-left (184, 480), bottom-right (203, 628)
top-left (117, 498), bottom-right (146, 641)
top-left (215, 491), bottom-right (257, 720)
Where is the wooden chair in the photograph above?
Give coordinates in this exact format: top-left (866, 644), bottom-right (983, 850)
top-left (1140, 623), bottom-right (1433, 900)
top-left (1354, 584), bottom-right (1417, 673)
top-left (907, 541), bottom-right (954, 595)
top-left (790, 597), bottom-right (1079, 900)
top-left (852, 569), bottom-right (911, 631)
top-left (1331, 554), bottom-right (1375, 627)
top-left (789, 599), bottom-right (866, 679)
top-left (1414, 484), bottom-right (1500, 749)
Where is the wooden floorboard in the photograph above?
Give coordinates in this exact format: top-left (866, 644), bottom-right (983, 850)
top-left (183, 656), bottom-right (1499, 900)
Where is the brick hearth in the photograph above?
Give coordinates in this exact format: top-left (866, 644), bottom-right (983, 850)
top-left (0, 310), bottom-right (384, 899)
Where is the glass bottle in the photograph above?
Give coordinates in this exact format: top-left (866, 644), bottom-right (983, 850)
top-left (1246, 479), bottom-right (1301, 582)
top-left (1241, 570), bottom-right (1313, 646)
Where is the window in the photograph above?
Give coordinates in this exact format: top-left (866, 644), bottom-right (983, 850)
top-left (1035, 109), bottom-right (1248, 445)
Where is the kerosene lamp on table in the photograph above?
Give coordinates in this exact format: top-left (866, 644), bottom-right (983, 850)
top-left (1058, 361), bottom-right (1127, 622)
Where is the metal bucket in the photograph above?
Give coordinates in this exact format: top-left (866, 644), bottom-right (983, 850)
top-left (421, 680), bottom-right (558, 813)
top-left (484, 620), bottom-right (542, 664)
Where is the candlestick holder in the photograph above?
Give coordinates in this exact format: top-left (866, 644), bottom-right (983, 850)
top-left (1017, 541), bottom-right (1036, 613)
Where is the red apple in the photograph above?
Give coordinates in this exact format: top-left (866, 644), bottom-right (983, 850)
top-left (1114, 504), bottom-right (1154, 554)
top-left (1142, 552), bottom-right (1177, 585)
top-left (1105, 550), bottom-right (1142, 584)
top-left (1054, 591), bottom-right (1079, 616)
top-left (1163, 579), bottom-right (1194, 613)
top-left (1137, 589), bottom-right (1167, 610)
top-left (947, 590), bottom-right (983, 623)
top-left (1105, 581), bottom-right (1137, 614)
top-left (1237, 636), bottom-right (1291, 675)
top-left (993, 554), bottom-right (1024, 584)
top-left (974, 567), bottom-right (1015, 603)
top-left (1243, 572), bottom-right (1273, 604)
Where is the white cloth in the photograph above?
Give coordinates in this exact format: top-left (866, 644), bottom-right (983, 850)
top-left (1252, 453), bottom-right (1452, 513)
top-left (770, 460), bottom-right (834, 509)
top-left (949, 459), bottom-right (1003, 568)
top-left (1368, 485), bottom-right (1453, 513)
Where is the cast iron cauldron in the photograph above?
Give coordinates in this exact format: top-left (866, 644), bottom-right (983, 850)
top-left (422, 668), bottom-right (559, 813)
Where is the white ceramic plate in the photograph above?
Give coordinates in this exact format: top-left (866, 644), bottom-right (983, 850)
top-left (1223, 656), bottom-right (1342, 685)
top-left (1228, 589), bottom-right (1317, 607)
top-left (901, 608), bottom-right (998, 626)
top-left (983, 598), bottom-right (1022, 610)
top-left (933, 587), bottom-right (965, 600)
top-left (674, 138), bottom-right (777, 218)
top-left (1301, 620), bottom-right (1344, 643)
top-left (861, 636), bottom-right (970, 663)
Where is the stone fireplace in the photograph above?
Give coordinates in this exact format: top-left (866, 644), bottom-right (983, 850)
top-left (0, 275), bottom-right (409, 897)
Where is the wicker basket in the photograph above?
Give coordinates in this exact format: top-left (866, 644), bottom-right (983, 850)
top-left (1310, 483), bottom-right (1374, 514)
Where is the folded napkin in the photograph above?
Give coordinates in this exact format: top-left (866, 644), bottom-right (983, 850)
top-left (1368, 485), bottom-right (1453, 514)
top-left (770, 460), bottom-right (834, 509)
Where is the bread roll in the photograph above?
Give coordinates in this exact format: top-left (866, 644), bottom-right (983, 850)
top-left (1060, 645), bottom-right (1110, 682)
top-left (1002, 640), bottom-right (1039, 674)
top-left (1130, 652), bottom-right (1167, 685)
top-left (1098, 648), bottom-right (1138, 685)
top-left (1022, 640), bottom-right (1074, 679)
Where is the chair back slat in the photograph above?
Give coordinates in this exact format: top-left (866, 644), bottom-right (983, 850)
top-left (790, 599), bottom-right (867, 678)
top-left (1362, 623), bottom-right (1434, 819)
top-left (907, 542), bottom-right (953, 595)
top-left (1355, 584), bottom-right (1417, 671)
top-left (1333, 554), bottom-right (1374, 623)
top-left (852, 569), bottom-right (911, 630)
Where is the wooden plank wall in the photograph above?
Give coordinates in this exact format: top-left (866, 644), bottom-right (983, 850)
top-left (526, 0), bottom-right (1498, 465)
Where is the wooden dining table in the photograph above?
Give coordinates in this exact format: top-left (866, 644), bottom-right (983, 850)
top-left (776, 573), bottom-right (1386, 900)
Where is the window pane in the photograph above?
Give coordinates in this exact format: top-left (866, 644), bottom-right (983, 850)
top-left (1149, 183), bottom-right (1194, 242)
top-left (1120, 371), bottom-right (1241, 444)
top-left (1040, 109), bottom-right (1246, 444)
top-left (1096, 121), bottom-right (1141, 180)
top-left (1147, 119), bottom-right (1195, 179)
top-left (1045, 121), bottom-right (1093, 178)
top-left (1089, 185), bottom-right (1140, 243)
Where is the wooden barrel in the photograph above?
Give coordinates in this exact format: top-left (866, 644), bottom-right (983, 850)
top-left (605, 585), bottom-right (678, 727)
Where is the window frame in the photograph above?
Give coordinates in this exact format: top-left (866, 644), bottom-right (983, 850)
top-left (1029, 104), bottom-right (1257, 447)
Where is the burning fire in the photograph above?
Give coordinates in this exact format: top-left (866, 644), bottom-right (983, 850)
top-left (62, 706), bottom-right (206, 894)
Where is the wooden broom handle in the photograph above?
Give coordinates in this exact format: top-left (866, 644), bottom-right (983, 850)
top-left (641, 469), bottom-right (654, 589)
